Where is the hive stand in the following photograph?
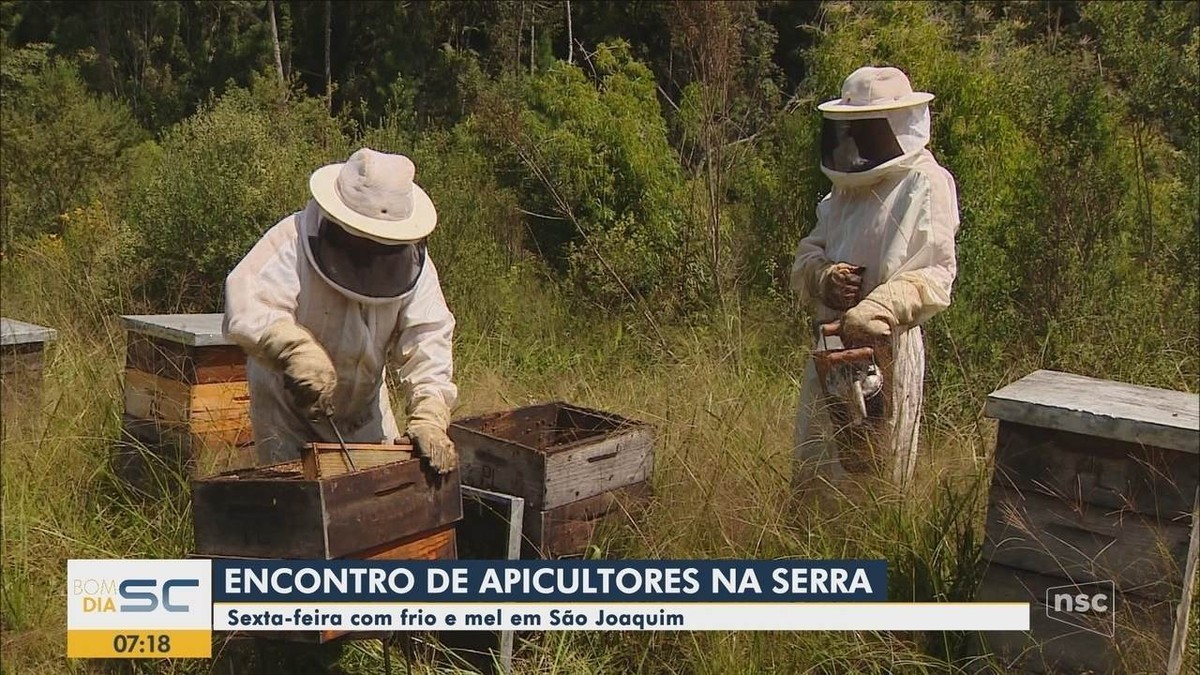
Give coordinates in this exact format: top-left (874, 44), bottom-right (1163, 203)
top-left (1, 317), bottom-right (57, 432)
top-left (978, 369), bottom-right (1199, 674)
top-left (117, 314), bottom-right (255, 485)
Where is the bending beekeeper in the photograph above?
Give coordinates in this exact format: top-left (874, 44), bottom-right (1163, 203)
top-left (224, 148), bottom-right (458, 473)
top-left (790, 66), bottom-right (959, 489)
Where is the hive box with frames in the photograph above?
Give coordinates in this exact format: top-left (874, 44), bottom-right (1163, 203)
top-left (1, 318), bottom-right (57, 432)
top-left (191, 440), bottom-right (461, 643)
top-left (449, 402), bottom-right (654, 558)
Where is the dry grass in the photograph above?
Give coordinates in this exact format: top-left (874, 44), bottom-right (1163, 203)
top-left (2, 256), bottom-right (1194, 674)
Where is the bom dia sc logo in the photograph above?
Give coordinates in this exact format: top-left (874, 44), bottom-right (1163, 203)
top-left (75, 576), bottom-right (200, 613)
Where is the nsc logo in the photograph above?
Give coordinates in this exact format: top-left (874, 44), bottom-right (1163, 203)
top-left (1045, 580), bottom-right (1115, 637)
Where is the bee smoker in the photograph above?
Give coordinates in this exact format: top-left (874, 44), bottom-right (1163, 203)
top-left (810, 320), bottom-right (892, 475)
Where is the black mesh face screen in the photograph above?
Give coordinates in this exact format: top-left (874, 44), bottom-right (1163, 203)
top-left (309, 217), bottom-right (425, 298)
top-left (820, 117), bottom-right (905, 173)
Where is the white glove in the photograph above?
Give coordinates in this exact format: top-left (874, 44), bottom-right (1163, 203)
top-left (841, 278), bottom-right (926, 346)
top-left (258, 320), bottom-right (337, 419)
top-left (842, 298), bottom-right (893, 346)
top-left (404, 397), bottom-right (457, 475)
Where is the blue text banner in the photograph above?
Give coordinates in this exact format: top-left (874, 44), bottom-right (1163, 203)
top-left (212, 560), bottom-right (888, 603)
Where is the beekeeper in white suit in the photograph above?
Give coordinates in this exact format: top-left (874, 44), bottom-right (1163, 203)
top-left (223, 148), bottom-right (458, 473)
top-left (790, 66), bottom-right (959, 489)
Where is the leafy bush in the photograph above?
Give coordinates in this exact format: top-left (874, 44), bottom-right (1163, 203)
top-left (123, 76), bottom-right (350, 311)
top-left (476, 42), bottom-right (702, 313)
top-left (0, 44), bottom-right (146, 252)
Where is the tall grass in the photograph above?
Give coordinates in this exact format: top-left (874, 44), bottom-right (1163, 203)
top-left (1, 250), bottom-right (1006, 674)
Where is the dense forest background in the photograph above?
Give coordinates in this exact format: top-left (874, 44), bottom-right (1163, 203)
top-left (3, 0), bottom-right (1197, 395)
top-left (1, 1), bottom-right (1198, 673)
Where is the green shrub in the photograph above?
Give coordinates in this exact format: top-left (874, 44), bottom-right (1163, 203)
top-left (361, 112), bottom-right (550, 344)
top-left (123, 76), bottom-right (350, 311)
top-left (0, 44), bottom-right (146, 252)
top-left (475, 42), bottom-right (702, 314)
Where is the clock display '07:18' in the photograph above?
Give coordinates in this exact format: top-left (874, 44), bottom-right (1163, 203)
top-left (111, 634), bottom-right (171, 654)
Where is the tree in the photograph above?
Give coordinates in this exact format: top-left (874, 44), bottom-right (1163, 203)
top-left (0, 46), bottom-right (146, 250)
top-left (565, 0), bottom-right (573, 65)
top-left (268, 0), bottom-right (284, 82)
top-left (324, 0), bottom-right (332, 109)
top-left (669, 1), bottom-right (782, 297)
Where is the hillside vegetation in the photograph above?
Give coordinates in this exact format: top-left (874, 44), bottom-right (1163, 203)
top-left (1, 1), bottom-right (1196, 673)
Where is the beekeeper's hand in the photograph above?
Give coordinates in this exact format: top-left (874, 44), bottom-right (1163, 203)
top-left (258, 320), bottom-right (337, 419)
top-left (842, 298), bottom-right (892, 346)
top-left (842, 291), bottom-right (898, 346)
top-left (819, 262), bottom-right (863, 310)
top-left (405, 397), bottom-right (458, 474)
top-left (841, 279), bottom-right (927, 346)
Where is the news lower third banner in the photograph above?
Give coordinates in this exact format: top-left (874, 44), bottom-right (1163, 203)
top-left (67, 559), bottom-right (1030, 658)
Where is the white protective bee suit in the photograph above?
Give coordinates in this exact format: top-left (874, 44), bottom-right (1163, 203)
top-left (790, 67), bottom-right (960, 488)
top-left (224, 149), bottom-right (458, 470)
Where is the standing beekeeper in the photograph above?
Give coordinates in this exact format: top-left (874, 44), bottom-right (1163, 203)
top-left (223, 148), bottom-right (458, 474)
top-left (790, 66), bottom-right (959, 490)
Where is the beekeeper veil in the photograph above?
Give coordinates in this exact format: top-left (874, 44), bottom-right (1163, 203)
top-left (817, 66), bottom-right (934, 175)
top-left (304, 148), bottom-right (439, 302)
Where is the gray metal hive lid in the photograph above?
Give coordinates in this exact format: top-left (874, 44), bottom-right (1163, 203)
top-left (119, 314), bottom-right (232, 347)
top-left (1, 317), bottom-right (58, 346)
top-left (985, 369), bottom-right (1199, 454)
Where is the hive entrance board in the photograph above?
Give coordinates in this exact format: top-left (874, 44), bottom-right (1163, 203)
top-left (444, 486), bottom-right (524, 674)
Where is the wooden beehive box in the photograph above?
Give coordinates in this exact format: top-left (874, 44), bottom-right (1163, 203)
top-left (1, 318), bottom-right (57, 431)
top-left (117, 314), bottom-right (254, 481)
top-left (978, 370), bottom-right (1199, 674)
top-left (449, 402), bottom-right (654, 558)
top-left (192, 447), bottom-right (462, 643)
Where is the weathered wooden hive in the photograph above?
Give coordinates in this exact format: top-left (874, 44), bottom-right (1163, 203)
top-left (192, 443), bottom-right (462, 643)
top-left (978, 369), bottom-right (1199, 674)
top-left (117, 314), bottom-right (255, 480)
top-left (449, 402), bottom-right (654, 558)
top-left (1, 317), bottom-right (57, 430)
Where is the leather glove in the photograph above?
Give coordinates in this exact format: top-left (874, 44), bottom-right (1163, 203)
top-left (404, 397), bottom-right (457, 474)
top-left (818, 262), bottom-right (864, 310)
top-left (841, 279), bottom-right (926, 346)
top-left (258, 320), bottom-right (337, 419)
top-left (841, 297), bottom-right (894, 346)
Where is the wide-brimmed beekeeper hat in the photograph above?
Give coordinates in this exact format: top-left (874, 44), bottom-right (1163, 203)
top-left (309, 148), bottom-right (437, 243)
top-left (817, 66), bottom-right (934, 115)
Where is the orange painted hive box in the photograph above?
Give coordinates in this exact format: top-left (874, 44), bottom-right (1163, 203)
top-left (117, 313), bottom-right (255, 480)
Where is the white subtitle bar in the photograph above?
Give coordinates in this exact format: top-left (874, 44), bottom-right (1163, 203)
top-left (214, 603), bottom-right (1030, 632)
